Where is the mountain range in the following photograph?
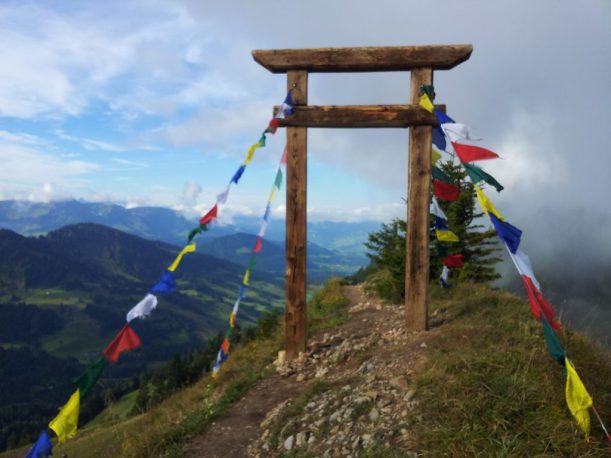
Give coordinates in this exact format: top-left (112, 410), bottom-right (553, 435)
top-left (0, 223), bottom-right (284, 444)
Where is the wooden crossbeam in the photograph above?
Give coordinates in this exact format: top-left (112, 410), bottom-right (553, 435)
top-left (273, 104), bottom-right (446, 128)
top-left (253, 45), bottom-right (472, 73)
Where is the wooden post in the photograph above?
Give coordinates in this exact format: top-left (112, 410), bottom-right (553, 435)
top-left (285, 70), bottom-right (308, 359)
top-left (406, 68), bottom-right (433, 331)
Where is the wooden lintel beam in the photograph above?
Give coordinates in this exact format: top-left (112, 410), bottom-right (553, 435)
top-left (253, 45), bottom-right (472, 73)
top-left (273, 104), bottom-right (445, 128)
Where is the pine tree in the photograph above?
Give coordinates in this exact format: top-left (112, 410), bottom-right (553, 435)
top-left (365, 158), bottom-right (501, 301)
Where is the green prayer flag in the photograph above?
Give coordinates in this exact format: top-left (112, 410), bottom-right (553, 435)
top-left (432, 167), bottom-right (452, 183)
top-left (72, 357), bottom-right (107, 398)
top-left (188, 224), bottom-right (208, 242)
top-left (248, 256), bottom-right (256, 270)
top-left (421, 85), bottom-right (435, 100)
top-left (435, 242), bottom-right (449, 258)
top-left (462, 162), bottom-right (504, 192)
top-left (225, 327), bottom-right (233, 339)
top-left (274, 169), bottom-right (283, 189)
top-left (258, 134), bottom-right (266, 147)
top-left (542, 316), bottom-right (566, 367)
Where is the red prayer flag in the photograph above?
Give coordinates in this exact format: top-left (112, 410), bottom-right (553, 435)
top-left (521, 275), bottom-right (562, 331)
top-left (280, 145), bottom-right (288, 165)
top-left (253, 236), bottom-right (263, 253)
top-left (199, 205), bottom-right (218, 225)
top-left (442, 254), bottom-right (464, 268)
top-left (221, 337), bottom-right (230, 354)
top-left (103, 324), bottom-right (142, 363)
top-left (267, 118), bottom-right (280, 133)
top-left (452, 142), bottom-right (499, 163)
top-left (434, 180), bottom-right (460, 201)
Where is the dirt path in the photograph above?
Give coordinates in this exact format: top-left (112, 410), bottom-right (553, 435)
top-left (185, 284), bottom-right (438, 457)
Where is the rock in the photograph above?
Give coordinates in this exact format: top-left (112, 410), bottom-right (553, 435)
top-left (420, 342), bottom-right (427, 348)
top-left (284, 435), bottom-right (294, 450)
top-left (352, 396), bottom-right (371, 406)
top-left (296, 373), bottom-right (306, 382)
top-left (295, 431), bottom-right (307, 447)
top-left (389, 376), bottom-right (408, 390)
top-left (315, 367), bottom-right (329, 378)
top-left (361, 433), bottom-right (373, 446)
top-left (351, 435), bottom-right (360, 449)
top-left (403, 389), bottom-right (416, 402)
top-left (308, 435), bottom-right (316, 444)
top-left (369, 408), bottom-right (380, 422)
top-left (276, 350), bottom-right (286, 365)
top-left (329, 410), bottom-right (341, 422)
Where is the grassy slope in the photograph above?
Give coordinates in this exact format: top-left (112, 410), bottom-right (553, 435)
top-left (414, 282), bottom-right (611, 456)
top-left (5, 280), bottom-right (609, 457)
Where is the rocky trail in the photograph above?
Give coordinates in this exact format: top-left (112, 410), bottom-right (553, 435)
top-left (186, 284), bottom-right (443, 457)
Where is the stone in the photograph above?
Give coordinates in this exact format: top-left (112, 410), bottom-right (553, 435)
top-left (389, 376), bottom-right (408, 390)
top-left (403, 389), bottom-right (416, 402)
top-left (295, 431), bottom-right (307, 447)
top-left (284, 435), bottom-right (294, 450)
top-left (308, 435), bottom-right (316, 444)
top-left (296, 373), bottom-right (306, 382)
top-left (369, 408), bottom-right (380, 422)
top-left (329, 410), bottom-right (341, 422)
top-left (276, 350), bottom-right (286, 365)
top-left (420, 342), bottom-right (427, 348)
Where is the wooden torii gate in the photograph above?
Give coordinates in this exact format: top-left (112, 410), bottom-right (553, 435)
top-left (253, 45), bottom-right (472, 359)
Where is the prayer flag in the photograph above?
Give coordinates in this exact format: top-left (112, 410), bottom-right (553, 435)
top-left (565, 358), bottom-right (593, 437)
top-left (436, 229), bottom-right (459, 242)
top-left (281, 145), bottom-right (288, 164)
top-left (432, 147), bottom-right (442, 165)
top-left (432, 127), bottom-right (446, 151)
top-left (440, 265), bottom-right (450, 288)
top-left (231, 165), bottom-right (246, 184)
top-left (257, 220), bottom-right (268, 238)
top-left (268, 186), bottom-right (277, 203)
top-left (419, 93), bottom-right (434, 113)
top-left (254, 236), bottom-right (263, 253)
top-left (434, 180), bottom-right (460, 201)
top-left (263, 203), bottom-right (272, 222)
top-left (542, 316), bottom-right (566, 366)
top-left (436, 242), bottom-right (449, 258)
top-left (430, 197), bottom-right (447, 220)
top-left (230, 312), bottom-right (236, 328)
top-left (248, 257), bottom-right (256, 270)
top-left (72, 357), bottom-right (107, 398)
top-left (103, 324), bottom-right (142, 363)
top-left (239, 285), bottom-right (246, 299)
top-left (244, 144), bottom-right (257, 165)
top-left (421, 85), bottom-right (435, 100)
top-left (274, 169), bottom-right (283, 189)
top-left (452, 142), bottom-right (499, 162)
top-left (443, 123), bottom-right (481, 142)
top-left (276, 91), bottom-right (294, 118)
top-left (221, 338), bottom-right (230, 354)
top-left (168, 243), bottom-right (196, 272)
top-left (475, 186), bottom-right (504, 221)
top-left (435, 216), bottom-right (449, 231)
top-left (199, 205), bottom-right (218, 225)
top-left (243, 269), bottom-right (250, 286)
top-left (187, 224), bottom-right (207, 243)
top-left (434, 109), bottom-right (455, 124)
top-left (216, 186), bottom-right (230, 205)
top-left (265, 118), bottom-right (280, 134)
top-left (49, 390), bottom-right (80, 443)
top-left (509, 250), bottom-right (541, 292)
top-left (489, 214), bottom-right (522, 254)
top-left (521, 275), bottom-right (561, 330)
top-left (462, 162), bottom-right (503, 192)
top-left (443, 254), bottom-right (464, 268)
top-left (432, 166), bottom-right (452, 183)
top-left (26, 430), bottom-right (53, 458)
top-left (150, 271), bottom-right (176, 294)
top-left (126, 293), bottom-right (158, 322)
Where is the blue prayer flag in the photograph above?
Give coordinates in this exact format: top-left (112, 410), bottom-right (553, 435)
top-left (434, 109), bottom-right (455, 124)
top-left (231, 165), bottom-right (246, 184)
top-left (489, 214), bottom-right (522, 254)
top-left (432, 127), bottom-right (446, 151)
top-left (239, 285), bottom-right (246, 299)
top-left (150, 271), bottom-right (176, 294)
top-left (26, 430), bottom-right (53, 458)
top-left (435, 216), bottom-right (449, 231)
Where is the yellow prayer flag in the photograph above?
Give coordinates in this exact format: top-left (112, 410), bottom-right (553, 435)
top-left (565, 358), bottom-right (593, 438)
top-left (230, 312), bottom-right (236, 328)
top-left (419, 93), bottom-right (434, 113)
top-left (432, 148), bottom-right (442, 165)
top-left (435, 229), bottom-right (459, 242)
top-left (243, 144), bottom-right (258, 165)
top-left (269, 187), bottom-right (277, 203)
top-left (243, 269), bottom-right (250, 286)
top-left (168, 243), bottom-right (196, 272)
top-left (49, 389), bottom-right (80, 443)
top-left (475, 186), bottom-right (504, 221)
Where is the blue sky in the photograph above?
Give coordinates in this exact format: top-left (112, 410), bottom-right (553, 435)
top-left (0, 0), bottom-right (609, 230)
